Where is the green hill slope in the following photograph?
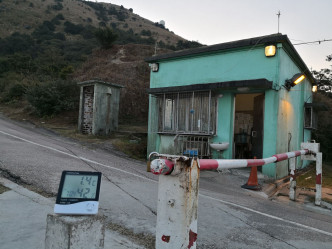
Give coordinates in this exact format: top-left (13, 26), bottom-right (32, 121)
top-left (0, 0), bottom-right (183, 46)
top-left (0, 0), bottom-right (204, 122)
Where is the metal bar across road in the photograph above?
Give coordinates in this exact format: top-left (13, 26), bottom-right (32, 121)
top-left (150, 149), bottom-right (309, 175)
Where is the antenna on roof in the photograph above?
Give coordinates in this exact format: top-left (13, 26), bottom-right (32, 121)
top-left (277, 11), bottom-right (281, 34)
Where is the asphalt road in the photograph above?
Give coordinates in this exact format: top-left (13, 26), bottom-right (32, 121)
top-left (1, 115), bottom-right (332, 249)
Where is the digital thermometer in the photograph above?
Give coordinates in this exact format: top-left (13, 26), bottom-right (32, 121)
top-left (54, 171), bottom-right (102, 215)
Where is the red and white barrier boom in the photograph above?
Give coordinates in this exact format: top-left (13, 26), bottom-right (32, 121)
top-left (150, 150), bottom-right (308, 175)
top-left (149, 142), bottom-right (322, 249)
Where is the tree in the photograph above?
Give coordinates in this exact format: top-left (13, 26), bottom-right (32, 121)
top-left (312, 54), bottom-right (332, 161)
top-left (312, 54), bottom-right (332, 95)
top-left (94, 28), bottom-right (118, 49)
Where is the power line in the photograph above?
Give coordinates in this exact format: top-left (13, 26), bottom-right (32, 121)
top-left (293, 39), bottom-right (332, 46)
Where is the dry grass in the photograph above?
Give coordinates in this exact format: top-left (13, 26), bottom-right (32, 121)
top-left (297, 163), bottom-right (332, 189)
top-left (0, 102), bottom-right (148, 160)
top-left (0, 184), bottom-right (9, 194)
top-left (296, 163), bottom-right (332, 204)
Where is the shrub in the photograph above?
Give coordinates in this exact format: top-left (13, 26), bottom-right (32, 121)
top-left (3, 84), bottom-right (27, 102)
top-left (49, 3), bottom-right (63, 11)
top-left (64, 21), bottom-right (84, 35)
top-left (176, 40), bottom-right (203, 50)
top-left (53, 32), bottom-right (66, 41)
top-left (0, 33), bottom-right (35, 55)
top-left (80, 26), bottom-right (95, 39)
top-left (51, 14), bottom-right (64, 25)
top-left (141, 29), bottom-right (151, 36)
top-left (26, 80), bottom-right (79, 116)
top-left (94, 27), bottom-right (118, 49)
top-left (99, 22), bottom-right (106, 27)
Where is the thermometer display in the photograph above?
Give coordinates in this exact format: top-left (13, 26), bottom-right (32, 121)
top-left (61, 174), bottom-right (99, 199)
top-left (54, 171), bottom-right (102, 215)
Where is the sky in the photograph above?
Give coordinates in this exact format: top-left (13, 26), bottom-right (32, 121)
top-left (95, 0), bottom-right (332, 71)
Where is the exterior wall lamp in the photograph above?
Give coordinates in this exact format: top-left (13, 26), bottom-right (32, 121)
top-left (265, 45), bottom-right (276, 57)
top-left (284, 73), bottom-right (306, 90)
top-left (312, 85), bottom-right (318, 92)
top-left (149, 63), bottom-right (159, 72)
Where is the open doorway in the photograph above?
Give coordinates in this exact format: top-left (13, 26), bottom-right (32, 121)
top-left (234, 93), bottom-right (264, 159)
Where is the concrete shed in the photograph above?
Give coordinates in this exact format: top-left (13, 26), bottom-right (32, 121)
top-left (78, 80), bottom-right (124, 135)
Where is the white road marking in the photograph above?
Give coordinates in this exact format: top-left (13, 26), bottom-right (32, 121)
top-left (202, 194), bottom-right (332, 237)
top-left (1, 129), bottom-right (331, 237)
top-left (0, 130), bottom-right (157, 183)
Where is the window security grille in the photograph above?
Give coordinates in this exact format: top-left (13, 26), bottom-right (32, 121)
top-left (157, 91), bottom-right (216, 135)
top-left (175, 135), bottom-right (211, 158)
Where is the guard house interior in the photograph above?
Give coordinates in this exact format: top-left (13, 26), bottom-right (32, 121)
top-left (234, 93), bottom-right (264, 159)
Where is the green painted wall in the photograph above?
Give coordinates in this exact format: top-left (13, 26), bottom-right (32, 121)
top-left (273, 48), bottom-right (312, 178)
top-left (261, 89), bottom-right (279, 177)
top-left (147, 95), bottom-right (160, 154)
top-left (92, 83), bottom-right (121, 135)
top-left (213, 93), bottom-right (235, 158)
top-left (150, 46), bottom-right (278, 88)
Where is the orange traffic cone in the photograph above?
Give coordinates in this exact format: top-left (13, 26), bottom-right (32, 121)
top-left (241, 166), bottom-right (262, 191)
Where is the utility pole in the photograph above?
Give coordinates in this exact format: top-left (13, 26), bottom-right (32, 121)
top-left (277, 11), bottom-right (281, 34)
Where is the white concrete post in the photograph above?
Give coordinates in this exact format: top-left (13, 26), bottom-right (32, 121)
top-left (289, 157), bottom-right (297, 201)
top-left (301, 142), bottom-right (322, 206)
top-left (156, 159), bottom-right (200, 249)
top-left (45, 214), bottom-right (105, 249)
top-left (315, 152), bottom-right (323, 206)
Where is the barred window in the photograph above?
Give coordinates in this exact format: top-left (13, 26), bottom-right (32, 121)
top-left (157, 91), bottom-right (216, 134)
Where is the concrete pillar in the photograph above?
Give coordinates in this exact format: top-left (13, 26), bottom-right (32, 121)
top-left (156, 159), bottom-right (200, 249)
top-left (289, 157), bottom-right (296, 201)
top-left (315, 152), bottom-right (322, 206)
top-left (45, 214), bottom-right (105, 249)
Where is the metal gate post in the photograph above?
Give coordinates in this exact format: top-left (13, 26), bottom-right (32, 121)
top-left (289, 157), bottom-right (297, 201)
top-left (155, 159), bottom-right (200, 249)
top-left (301, 142), bottom-right (322, 206)
top-left (315, 152), bottom-right (322, 206)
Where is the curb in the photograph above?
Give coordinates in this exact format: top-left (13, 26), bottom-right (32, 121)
top-left (321, 201), bottom-right (332, 211)
top-left (0, 176), bottom-right (54, 206)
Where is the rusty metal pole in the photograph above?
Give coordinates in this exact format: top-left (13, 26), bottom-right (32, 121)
top-left (155, 159), bottom-right (200, 249)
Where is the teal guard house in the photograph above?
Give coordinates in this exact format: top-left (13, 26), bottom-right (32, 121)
top-left (145, 34), bottom-right (317, 179)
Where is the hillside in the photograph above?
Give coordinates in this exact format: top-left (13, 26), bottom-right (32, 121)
top-left (74, 43), bottom-right (172, 122)
top-left (0, 0), bottom-right (184, 47)
top-left (0, 0), bottom-right (204, 124)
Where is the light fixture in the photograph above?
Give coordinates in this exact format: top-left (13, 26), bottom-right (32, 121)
top-left (237, 87), bottom-right (250, 92)
top-left (265, 45), bottom-right (276, 57)
top-left (284, 73), bottom-right (306, 90)
top-left (149, 63), bottom-right (159, 72)
top-left (312, 85), bottom-right (318, 92)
